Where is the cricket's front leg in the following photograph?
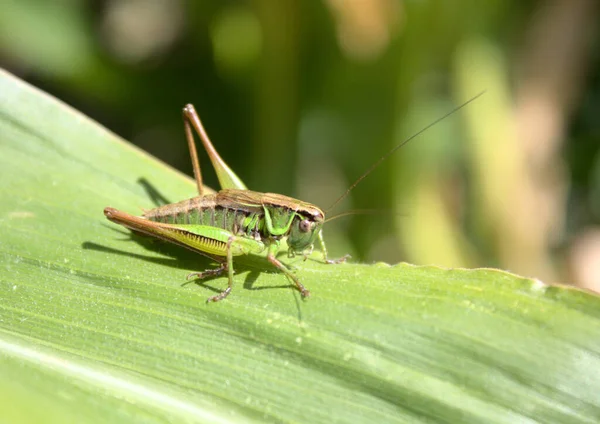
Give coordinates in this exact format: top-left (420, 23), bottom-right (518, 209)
top-left (317, 231), bottom-right (351, 264)
top-left (185, 260), bottom-right (232, 302)
top-left (186, 235), bottom-right (267, 302)
top-left (183, 237), bottom-right (236, 303)
top-left (266, 244), bottom-right (310, 298)
top-left (204, 236), bottom-right (236, 303)
top-left (186, 262), bottom-right (227, 282)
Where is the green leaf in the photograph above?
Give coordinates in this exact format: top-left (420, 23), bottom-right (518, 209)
top-left (1, 68), bottom-right (599, 423)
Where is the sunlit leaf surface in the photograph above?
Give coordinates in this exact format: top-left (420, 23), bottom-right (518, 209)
top-left (1, 69), bottom-right (599, 423)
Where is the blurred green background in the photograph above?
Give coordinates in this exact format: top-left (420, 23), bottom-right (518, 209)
top-left (1, 0), bottom-right (599, 291)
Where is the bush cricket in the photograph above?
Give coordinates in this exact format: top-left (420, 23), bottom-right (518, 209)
top-left (105, 94), bottom-right (482, 302)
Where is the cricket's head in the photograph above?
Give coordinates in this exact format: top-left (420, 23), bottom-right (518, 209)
top-left (287, 209), bottom-right (324, 253)
top-left (261, 193), bottom-right (325, 253)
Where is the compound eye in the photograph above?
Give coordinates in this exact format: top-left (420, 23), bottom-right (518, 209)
top-left (299, 219), bottom-right (312, 233)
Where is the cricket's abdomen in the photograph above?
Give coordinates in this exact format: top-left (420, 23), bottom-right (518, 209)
top-left (144, 194), bottom-right (264, 237)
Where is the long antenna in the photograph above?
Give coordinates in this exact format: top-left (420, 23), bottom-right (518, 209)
top-left (324, 209), bottom-right (384, 223)
top-left (326, 91), bottom-right (485, 213)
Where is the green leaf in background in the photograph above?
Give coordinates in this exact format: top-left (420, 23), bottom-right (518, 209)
top-left (1, 68), bottom-right (599, 423)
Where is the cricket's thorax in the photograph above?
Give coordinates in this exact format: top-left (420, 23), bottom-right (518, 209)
top-left (143, 189), bottom-right (324, 247)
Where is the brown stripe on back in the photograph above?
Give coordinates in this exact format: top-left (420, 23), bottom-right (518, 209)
top-left (261, 192), bottom-right (324, 220)
top-left (144, 194), bottom-right (218, 222)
